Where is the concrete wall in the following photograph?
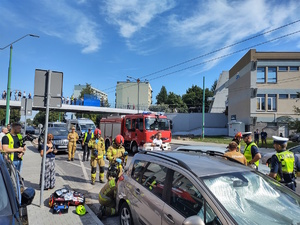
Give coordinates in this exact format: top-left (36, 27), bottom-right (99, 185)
top-left (165, 113), bottom-right (228, 136)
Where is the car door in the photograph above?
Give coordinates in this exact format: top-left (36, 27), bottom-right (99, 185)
top-left (133, 161), bottom-right (168, 225)
top-left (162, 169), bottom-right (223, 225)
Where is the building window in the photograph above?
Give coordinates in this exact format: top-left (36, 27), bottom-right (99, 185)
top-left (267, 67), bottom-right (277, 83)
top-left (257, 94), bottom-right (265, 111)
top-left (278, 66), bottom-right (288, 71)
top-left (268, 94), bottom-right (277, 111)
top-left (257, 67), bottom-right (265, 83)
top-left (290, 94), bottom-right (298, 99)
top-left (290, 66), bottom-right (299, 72)
top-left (279, 94), bottom-right (288, 99)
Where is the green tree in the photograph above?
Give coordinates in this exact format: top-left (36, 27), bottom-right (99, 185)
top-left (167, 92), bottom-right (188, 113)
top-left (33, 111), bottom-right (65, 126)
top-left (156, 86), bottom-right (168, 104)
top-left (79, 83), bottom-right (94, 99)
top-left (0, 109), bottom-right (20, 125)
top-left (149, 104), bottom-right (171, 113)
top-left (211, 79), bottom-right (218, 93)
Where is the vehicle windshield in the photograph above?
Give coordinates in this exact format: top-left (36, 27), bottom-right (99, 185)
top-left (145, 118), bottom-right (169, 131)
top-left (49, 128), bottom-right (69, 136)
top-left (53, 124), bottom-right (66, 128)
top-left (202, 171), bottom-right (300, 224)
top-left (0, 170), bottom-right (12, 216)
top-left (80, 124), bottom-right (96, 130)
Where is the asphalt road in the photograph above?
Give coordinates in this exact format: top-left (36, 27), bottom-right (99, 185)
top-left (29, 143), bottom-right (300, 225)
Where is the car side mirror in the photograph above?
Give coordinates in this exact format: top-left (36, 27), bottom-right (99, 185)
top-left (183, 215), bottom-right (205, 225)
top-left (21, 187), bottom-right (35, 207)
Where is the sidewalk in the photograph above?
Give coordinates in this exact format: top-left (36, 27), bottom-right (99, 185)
top-left (22, 143), bottom-right (104, 225)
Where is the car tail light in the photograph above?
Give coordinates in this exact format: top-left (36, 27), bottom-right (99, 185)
top-left (117, 175), bottom-right (124, 185)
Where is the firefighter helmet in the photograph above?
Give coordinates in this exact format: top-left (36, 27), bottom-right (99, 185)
top-left (76, 205), bottom-right (86, 216)
top-left (94, 128), bottom-right (101, 136)
top-left (235, 132), bottom-right (242, 138)
top-left (115, 135), bottom-right (124, 146)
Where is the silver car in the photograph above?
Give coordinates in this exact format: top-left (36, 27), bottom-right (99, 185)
top-left (173, 145), bottom-right (227, 154)
top-left (261, 145), bottom-right (300, 165)
top-left (116, 151), bottom-right (300, 225)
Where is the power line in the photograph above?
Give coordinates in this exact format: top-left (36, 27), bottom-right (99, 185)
top-left (101, 19), bottom-right (300, 92)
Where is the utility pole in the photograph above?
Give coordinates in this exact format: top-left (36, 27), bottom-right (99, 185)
top-left (202, 76), bottom-right (205, 139)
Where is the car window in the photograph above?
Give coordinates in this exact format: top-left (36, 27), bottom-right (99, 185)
top-left (170, 171), bottom-right (222, 224)
top-left (131, 160), bottom-right (148, 182)
top-left (125, 118), bottom-right (131, 130)
top-left (290, 146), bottom-right (300, 154)
top-left (0, 170), bottom-right (12, 216)
top-left (140, 163), bottom-right (167, 200)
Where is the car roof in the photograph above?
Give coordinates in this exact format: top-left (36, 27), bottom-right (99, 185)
top-left (174, 145), bottom-right (227, 153)
top-left (138, 151), bottom-right (249, 177)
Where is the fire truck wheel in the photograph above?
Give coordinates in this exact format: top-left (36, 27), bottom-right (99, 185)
top-left (131, 142), bottom-right (138, 153)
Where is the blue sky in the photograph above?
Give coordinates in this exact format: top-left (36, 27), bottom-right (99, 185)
top-left (1, 0), bottom-right (300, 108)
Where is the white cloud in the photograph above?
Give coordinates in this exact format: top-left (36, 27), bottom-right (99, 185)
top-left (36, 0), bottom-right (101, 53)
top-left (103, 0), bottom-right (176, 38)
top-left (167, 0), bottom-right (300, 71)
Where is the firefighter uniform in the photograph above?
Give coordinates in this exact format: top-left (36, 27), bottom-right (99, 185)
top-left (106, 143), bottom-right (126, 165)
top-left (88, 137), bottom-right (105, 184)
top-left (67, 129), bottom-right (79, 161)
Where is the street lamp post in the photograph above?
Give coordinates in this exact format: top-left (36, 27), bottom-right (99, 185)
top-left (0, 34), bottom-right (39, 125)
top-left (127, 76), bottom-right (140, 113)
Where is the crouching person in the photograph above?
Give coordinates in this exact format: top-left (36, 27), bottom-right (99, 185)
top-left (98, 158), bottom-right (122, 219)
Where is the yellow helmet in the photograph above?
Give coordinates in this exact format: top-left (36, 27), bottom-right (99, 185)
top-left (76, 205), bottom-right (86, 216)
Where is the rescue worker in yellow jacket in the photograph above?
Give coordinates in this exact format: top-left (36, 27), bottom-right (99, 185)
top-left (106, 134), bottom-right (127, 166)
top-left (88, 128), bottom-right (105, 184)
top-left (98, 158), bottom-right (122, 218)
top-left (268, 136), bottom-right (297, 191)
top-left (67, 126), bottom-right (79, 161)
top-left (2, 123), bottom-right (26, 172)
top-left (242, 132), bottom-right (261, 170)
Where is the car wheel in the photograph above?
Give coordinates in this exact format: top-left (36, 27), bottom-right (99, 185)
top-left (120, 202), bottom-right (133, 225)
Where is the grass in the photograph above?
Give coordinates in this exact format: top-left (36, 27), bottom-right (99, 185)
top-left (179, 136), bottom-right (300, 149)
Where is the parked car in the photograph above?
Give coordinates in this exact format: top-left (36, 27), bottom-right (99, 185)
top-left (25, 126), bottom-right (35, 135)
top-left (0, 153), bottom-right (35, 225)
top-left (173, 145), bottom-right (227, 154)
top-left (38, 127), bottom-right (69, 152)
top-left (48, 122), bottom-right (67, 128)
top-left (116, 151), bottom-right (300, 225)
top-left (261, 145), bottom-right (300, 166)
top-left (289, 133), bottom-right (300, 142)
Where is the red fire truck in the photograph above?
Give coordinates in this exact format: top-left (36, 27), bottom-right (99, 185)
top-left (100, 112), bottom-right (172, 153)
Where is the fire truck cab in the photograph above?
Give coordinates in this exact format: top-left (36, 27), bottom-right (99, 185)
top-left (100, 112), bottom-right (172, 153)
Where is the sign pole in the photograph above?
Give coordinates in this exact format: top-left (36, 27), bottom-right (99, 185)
top-left (24, 98), bottom-right (27, 136)
top-left (40, 70), bottom-right (51, 207)
top-left (202, 76), bottom-right (205, 139)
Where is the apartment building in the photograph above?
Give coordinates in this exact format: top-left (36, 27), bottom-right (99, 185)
top-left (115, 81), bottom-right (152, 111)
top-left (228, 49), bottom-right (300, 136)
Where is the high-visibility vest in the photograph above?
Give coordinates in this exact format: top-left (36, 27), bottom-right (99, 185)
top-left (244, 142), bottom-right (259, 167)
top-left (275, 150), bottom-right (295, 182)
top-left (6, 133), bottom-right (23, 161)
top-left (83, 132), bottom-right (94, 143)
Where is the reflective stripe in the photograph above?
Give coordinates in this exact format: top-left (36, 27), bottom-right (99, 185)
top-left (244, 142), bottom-right (259, 167)
top-left (275, 150), bottom-right (295, 181)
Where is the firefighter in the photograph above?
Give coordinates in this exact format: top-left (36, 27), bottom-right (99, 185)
top-left (232, 132), bottom-right (243, 153)
top-left (268, 136), bottom-right (297, 191)
top-left (106, 135), bottom-right (127, 166)
top-left (88, 128), bottom-right (105, 184)
top-left (98, 158), bottom-right (122, 219)
top-left (242, 132), bottom-right (261, 170)
top-left (67, 126), bottom-right (79, 161)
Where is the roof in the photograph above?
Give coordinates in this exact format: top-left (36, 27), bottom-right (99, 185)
top-left (142, 151), bottom-right (249, 177)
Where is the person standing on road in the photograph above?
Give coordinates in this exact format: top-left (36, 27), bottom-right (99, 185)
top-left (1, 123), bottom-right (26, 172)
top-left (82, 128), bottom-right (94, 161)
top-left (0, 126), bottom-right (9, 152)
top-left (242, 132), bottom-right (261, 170)
top-left (224, 142), bottom-right (247, 165)
top-left (254, 129), bottom-right (260, 146)
top-left (261, 129), bottom-right (268, 148)
top-left (151, 132), bottom-right (163, 151)
top-left (268, 136), bottom-right (297, 191)
top-left (39, 133), bottom-right (57, 190)
top-left (88, 128), bottom-right (105, 184)
top-left (106, 135), bottom-right (126, 166)
top-left (232, 132), bottom-right (243, 153)
top-left (67, 126), bottom-right (78, 161)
